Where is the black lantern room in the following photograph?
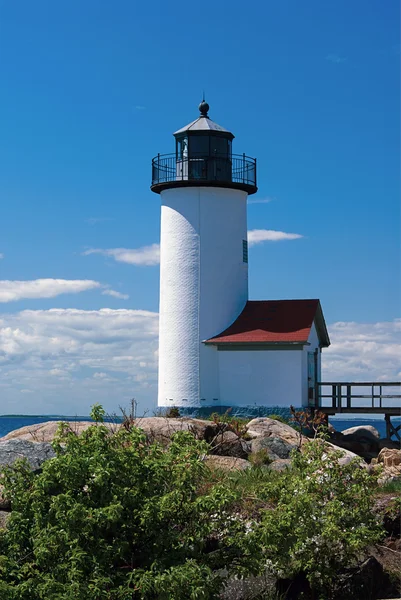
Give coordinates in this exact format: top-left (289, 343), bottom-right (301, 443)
top-left (151, 101), bottom-right (257, 195)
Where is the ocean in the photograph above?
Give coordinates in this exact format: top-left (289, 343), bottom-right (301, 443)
top-left (0, 415), bottom-right (400, 440)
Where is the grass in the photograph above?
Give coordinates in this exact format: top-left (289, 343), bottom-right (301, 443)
top-left (379, 479), bottom-right (401, 494)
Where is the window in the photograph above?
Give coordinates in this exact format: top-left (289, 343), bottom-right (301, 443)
top-left (177, 137), bottom-right (188, 160)
top-left (242, 239), bottom-right (248, 263)
top-left (190, 136), bottom-right (209, 157)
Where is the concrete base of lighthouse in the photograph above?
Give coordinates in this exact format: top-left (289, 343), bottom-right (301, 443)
top-left (157, 186), bottom-right (248, 409)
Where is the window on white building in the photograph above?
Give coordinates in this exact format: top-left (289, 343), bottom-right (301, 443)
top-left (243, 239), bottom-right (248, 263)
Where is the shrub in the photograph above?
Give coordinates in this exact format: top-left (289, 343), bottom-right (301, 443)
top-left (0, 405), bottom-right (251, 599)
top-left (249, 438), bottom-right (384, 593)
top-left (249, 449), bottom-right (273, 467)
top-left (0, 405), bottom-right (385, 599)
top-left (164, 406), bottom-right (181, 418)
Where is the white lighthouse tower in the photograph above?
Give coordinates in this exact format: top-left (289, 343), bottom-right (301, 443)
top-left (151, 100), bottom-right (257, 410)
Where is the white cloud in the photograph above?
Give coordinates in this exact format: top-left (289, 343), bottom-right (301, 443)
top-left (0, 308), bottom-right (159, 415)
top-left (84, 232), bottom-right (303, 265)
top-left (326, 53), bottom-right (347, 64)
top-left (0, 279), bottom-right (102, 303)
top-left (0, 307), bottom-right (398, 415)
top-left (248, 229), bottom-right (303, 246)
top-left (83, 244), bottom-right (160, 266)
top-left (248, 196), bottom-right (274, 205)
top-left (134, 105), bottom-right (146, 110)
top-left (324, 319), bottom-right (401, 383)
top-left (0, 254), bottom-right (4, 259)
top-left (102, 290), bottom-right (129, 300)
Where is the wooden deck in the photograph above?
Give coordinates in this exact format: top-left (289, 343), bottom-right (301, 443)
top-left (315, 381), bottom-right (401, 439)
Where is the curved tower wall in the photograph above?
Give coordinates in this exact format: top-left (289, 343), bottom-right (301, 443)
top-left (158, 186), bottom-right (248, 408)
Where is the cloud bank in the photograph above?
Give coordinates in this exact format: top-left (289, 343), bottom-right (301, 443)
top-left (0, 308), bottom-right (159, 414)
top-left (0, 308), bottom-right (398, 415)
top-left (0, 279), bottom-right (102, 303)
top-left (83, 245), bottom-right (160, 266)
top-left (248, 229), bottom-right (303, 246)
top-left (84, 231), bottom-right (303, 267)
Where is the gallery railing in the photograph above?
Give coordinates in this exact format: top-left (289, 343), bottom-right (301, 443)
top-left (151, 153), bottom-right (257, 188)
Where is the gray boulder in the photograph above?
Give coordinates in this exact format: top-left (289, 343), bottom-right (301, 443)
top-left (0, 439), bottom-right (56, 471)
top-left (211, 430), bottom-right (250, 459)
top-left (204, 455), bottom-right (251, 472)
top-left (0, 511), bottom-right (10, 529)
top-left (268, 458), bottom-right (292, 472)
top-left (246, 417), bottom-right (304, 446)
top-left (340, 425), bottom-right (380, 442)
top-left (0, 485), bottom-right (11, 511)
top-left (251, 435), bottom-right (296, 460)
top-left (133, 417), bottom-right (218, 446)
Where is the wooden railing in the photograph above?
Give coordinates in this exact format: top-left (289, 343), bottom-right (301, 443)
top-left (315, 382), bottom-right (401, 411)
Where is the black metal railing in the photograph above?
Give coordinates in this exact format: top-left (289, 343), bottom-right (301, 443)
top-left (151, 153), bottom-right (257, 188)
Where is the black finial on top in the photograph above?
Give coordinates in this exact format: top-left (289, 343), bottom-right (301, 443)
top-left (198, 97), bottom-right (209, 117)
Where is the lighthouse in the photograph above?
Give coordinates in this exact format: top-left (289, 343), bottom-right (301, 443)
top-left (151, 100), bottom-right (257, 409)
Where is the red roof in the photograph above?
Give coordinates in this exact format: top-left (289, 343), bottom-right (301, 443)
top-left (204, 299), bottom-right (330, 346)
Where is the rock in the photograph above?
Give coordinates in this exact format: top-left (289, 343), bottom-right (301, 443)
top-left (246, 418), bottom-right (303, 446)
top-left (378, 438), bottom-right (401, 451)
top-left (0, 511), bottom-right (10, 529)
top-left (332, 425), bottom-right (381, 457)
top-left (0, 420), bottom-right (117, 443)
top-left (377, 465), bottom-right (401, 485)
top-left (268, 459), bottom-right (291, 472)
top-left (0, 439), bottom-right (56, 471)
top-left (211, 430), bottom-right (250, 459)
top-left (340, 424), bottom-right (380, 441)
top-left (334, 556), bottom-right (391, 600)
top-left (378, 448), bottom-right (401, 467)
top-left (0, 484), bottom-right (11, 511)
top-left (221, 572), bottom-right (274, 599)
top-left (133, 417), bottom-right (218, 446)
top-left (204, 455), bottom-right (251, 472)
top-left (374, 495), bottom-right (401, 537)
top-left (251, 436), bottom-right (296, 460)
top-left (306, 439), bottom-right (366, 467)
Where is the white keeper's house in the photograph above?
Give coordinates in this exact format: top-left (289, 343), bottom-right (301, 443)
top-left (151, 100), bottom-right (330, 412)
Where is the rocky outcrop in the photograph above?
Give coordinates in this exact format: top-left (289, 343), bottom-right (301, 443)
top-left (372, 448), bottom-right (401, 484)
top-left (246, 418), bottom-right (304, 446)
top-left (340, 425), bottom-right (380, 442)
top-left (0, 421), bottom-right (117, 443)
top-left (0, 511), bottom-right (10, 529)
top-left (268, 459), bottom-right (292, 472)
top-left (328, 425), bottom-right (383, 459)
top-left (211, 430), bottom-right (250, 459)
top-left (0, 439), bottom-right (56, 471)
top-left (305, 439), bottom-right (366, 467)
top-left (0, 484), bottom-right (11, 511)
top-left (378, 438), bottom-right (401, 451)
top-left (251, 435), bottom-right (296, 460)
top-left (133, 417), bottom-right (219, 445)
top-left (378, 448), bottom-right (401, 467)
top-left (204, 455), bottom-right (251, 472)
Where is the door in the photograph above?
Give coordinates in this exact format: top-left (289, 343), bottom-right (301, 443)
top-left (307, 352), bottom-right (316, 407)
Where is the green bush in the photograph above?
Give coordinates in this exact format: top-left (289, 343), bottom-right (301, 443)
top-left (0, 406), bottom-right (384, 599)
top-left (249, 449), bottom-right (273, 467)
top-left (248, 439), bottom-right (383, 593)
top-left (0, 405), bottom-right (250, 599)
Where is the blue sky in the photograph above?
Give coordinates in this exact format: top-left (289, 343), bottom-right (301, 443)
top-left (0, 0), bottom-right (399, 414)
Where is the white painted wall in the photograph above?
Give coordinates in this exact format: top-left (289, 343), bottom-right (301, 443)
top-left (158, 186), bottom-right (248, 407)
top-left (218, 348), bottom-right (303, 407)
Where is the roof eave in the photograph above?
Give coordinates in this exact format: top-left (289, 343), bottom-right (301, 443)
top-left (314, 301), bottom-right (331, 348)
top-left (203, 340), bottom-right (308, 347)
